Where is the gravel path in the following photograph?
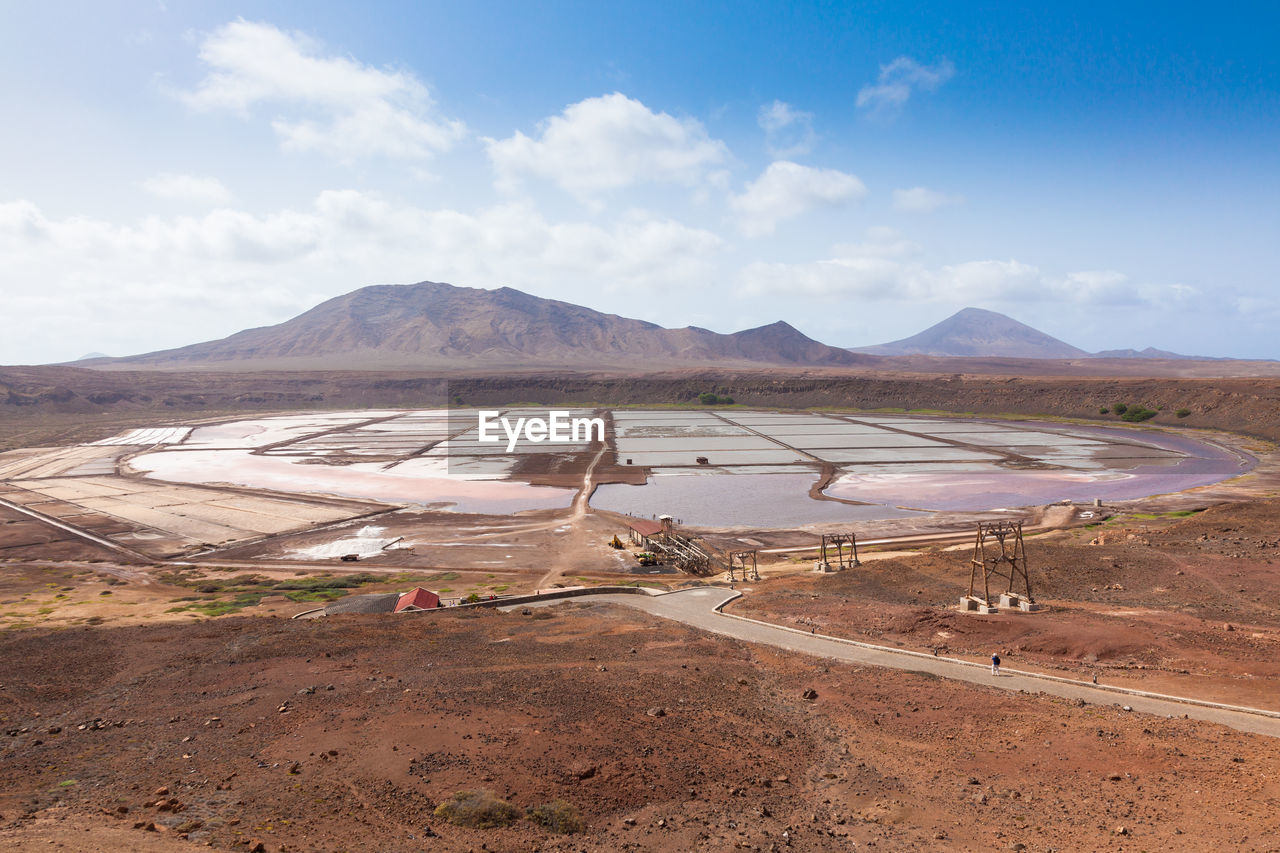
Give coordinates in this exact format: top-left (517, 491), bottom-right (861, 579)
top-left (581, 587), bottom-right (1280, 738)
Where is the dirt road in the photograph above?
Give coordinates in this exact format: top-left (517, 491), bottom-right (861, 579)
top-left (536, 587), bottom-right (1280, 738)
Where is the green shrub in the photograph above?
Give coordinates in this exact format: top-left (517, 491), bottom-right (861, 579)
top-left (1112, 403), bottom-right (1128, 415)
top-left (697, 392), bottom-right (735, 405)
top-left (1099, 407), bottom-right (1110, 415)
top-left (527, 800), bottom-right (583, 834)
top-left (434, 790), bottom-right (521, 829)
top-left (1119, 406), bottom-right (1157, 422)
top-left (1176, 408), bottom-right (1191, 418)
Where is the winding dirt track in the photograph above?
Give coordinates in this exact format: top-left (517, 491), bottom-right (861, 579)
top-left (537, 587), bottom-right (1280, 738)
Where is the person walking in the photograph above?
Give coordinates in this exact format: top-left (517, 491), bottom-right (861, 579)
top-left (991, 653), bottom-right (1001, 676)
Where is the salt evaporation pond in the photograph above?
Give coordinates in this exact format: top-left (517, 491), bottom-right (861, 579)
top-left (591, 472), bottom-right (922, 529)
top-left (597, 412), bottom-right (1253, 521)
top-left (125, 409), bottom-right (1253, 524)
top-left (130, 449), bottom-right (573, 514)
top-left (823, 426), bottom-right (1250, 511)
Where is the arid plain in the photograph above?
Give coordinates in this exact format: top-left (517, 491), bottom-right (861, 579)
top-left (3, 362), bottom-right (1280, 851)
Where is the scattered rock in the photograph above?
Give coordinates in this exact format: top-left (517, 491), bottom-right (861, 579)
top-left (801, 688), bottom-right (818, 701)
top-left (1114, 825), bottom-right (1129, 836)
top-left (646, 707), bottom-right (666, 718)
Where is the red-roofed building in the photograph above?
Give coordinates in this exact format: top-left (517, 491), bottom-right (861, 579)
top-left (394, 587), bottom-right (441, 612)
top-left (626, 518), bottom-right (669, 547)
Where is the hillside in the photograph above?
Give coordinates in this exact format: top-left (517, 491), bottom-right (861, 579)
top-left (86, 282), bottom-right (869, 371)
top-left (852, 307), bottom-right (1090, 358)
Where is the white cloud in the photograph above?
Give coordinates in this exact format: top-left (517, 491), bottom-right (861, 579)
top-left (177, 19), bottom-right (465, 160)
top-left (142, 173), bottom-right (233, 205)
top-left (938, 259), bottom-right (1043, 301)
top-left (757, 100), bottom-right (815, 158)
top-left (729, 161), bottom-right (866, 237)
top-left (856, 57), bottom-right (955, 117)
top-left (741, 241), bottom-right (1193, 309)
top-left (484, 93), bottom-right (729, 200)
top-left (892, 186), bottom-right (964, 213)
top-left (0, 194), bottom-right (724, 363)
top-left (831, 226), bottom-right (921, 259)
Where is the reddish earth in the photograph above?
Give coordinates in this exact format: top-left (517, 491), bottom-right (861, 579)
top-left (737, 500), bottom-right (1280, 709)
top-left (3, 368), bottom-right (1280, 848)
top-left (3, 602), bottom-right (1279, 852)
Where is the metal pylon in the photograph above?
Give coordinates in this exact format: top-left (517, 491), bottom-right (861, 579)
top-left (967, 521), bottom-right (1033, 607)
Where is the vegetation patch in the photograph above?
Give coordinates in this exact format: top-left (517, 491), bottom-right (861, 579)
top-left (160, 570), bottom-right (443, 617)
top-left (1119, 405), bottom-right (1158, 422)
top-left (527, 800), bottom-right (583, 834)
top-left (434, 790), bottom-right (521, 829)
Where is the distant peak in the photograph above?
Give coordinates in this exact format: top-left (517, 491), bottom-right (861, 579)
top-left (852, 306), bottom-right (1088, 359)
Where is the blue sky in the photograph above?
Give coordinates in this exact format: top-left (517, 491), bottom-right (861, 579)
top-left (1, 1), bottom-right (1277, 363)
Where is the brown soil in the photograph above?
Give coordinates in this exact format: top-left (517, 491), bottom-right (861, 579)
top-left (5, 369), bottom-right (1280, 848)
top-left (3, 602), bottom-right (1279, 852)
top-left (736, 500), bottom-right (1280, 709)
top-left (8, 365), bottom-right (1280, 452)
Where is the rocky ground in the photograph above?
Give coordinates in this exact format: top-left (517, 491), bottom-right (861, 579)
top-left (8, 364), bottom-right (1280, 451)
top-left (2, 600), bottom-right (1278, 852)
top-left (738, 500), bottom-right (1280, 709)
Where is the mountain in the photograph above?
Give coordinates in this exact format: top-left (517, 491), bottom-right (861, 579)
top-left (851, 307), bottom-right (1090, 359)
top-left (76, 352), bottom-right (109, 361)
top-left (89, 281), bottom-right (871, 371)
top-left (1092, 346), bottom-right (1216, 361)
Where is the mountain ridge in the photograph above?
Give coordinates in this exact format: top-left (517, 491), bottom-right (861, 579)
top-left (74, 284), bottom-right (1240, 371)
top-left (88, 281), bottom-right (871, 371)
